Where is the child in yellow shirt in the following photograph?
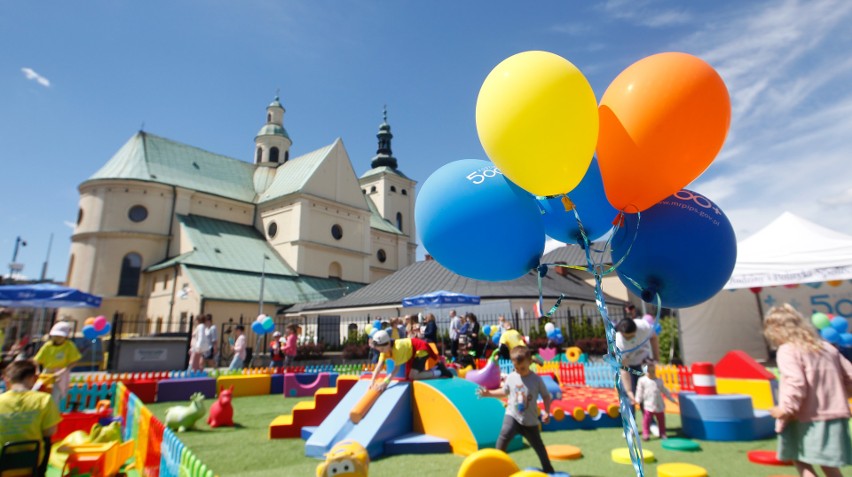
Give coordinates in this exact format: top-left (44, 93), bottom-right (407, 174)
top-left (34, 321), bottom-right (81, 404)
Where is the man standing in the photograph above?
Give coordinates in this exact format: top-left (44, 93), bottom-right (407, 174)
top-left (449, 310), bottom-right (462, 360)
top-left (204, 315), bottom-right (218, 368)
top-left (615, 317), bottom-right (660, 405)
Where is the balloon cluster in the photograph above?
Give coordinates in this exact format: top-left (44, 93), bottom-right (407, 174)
top-left (82, 316), bottom-right (110, 340)
top-left (415, 50), bottom-right (737, 309)
top-left (812, 312), bottom-right (852, 347)
top-left (364, 320), bottom-right (382, 338)
top-left (251, 314), bottom-right (275, 335)
top-left (544, 322), bottom-right (564, 345)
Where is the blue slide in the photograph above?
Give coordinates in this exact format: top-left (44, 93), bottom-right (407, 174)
top-left (305, 380), bottom-right (412, 459)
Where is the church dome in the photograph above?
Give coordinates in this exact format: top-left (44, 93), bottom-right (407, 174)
top-left (257, 123), bottom-right (290, 140)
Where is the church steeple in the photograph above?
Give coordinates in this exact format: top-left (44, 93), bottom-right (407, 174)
top-left (370, 106), bottom-right (398, 170)
top-left (254, 94), bottom-right (292, 167)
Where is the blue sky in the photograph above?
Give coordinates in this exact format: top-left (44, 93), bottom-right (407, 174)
top-left (2, 0), bottom-right (852, 282)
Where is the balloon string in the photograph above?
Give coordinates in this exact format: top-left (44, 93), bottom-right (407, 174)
top-left (570, 197), bottom-right (646, 477)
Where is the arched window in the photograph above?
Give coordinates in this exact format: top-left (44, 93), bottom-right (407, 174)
top-left (396, 212), bottom-right (403, 231)
top-left (284, 150), bottom-right (289, 163)
top-left (390, 186), bottom-right (396, 192)
top-left (267, 113), bottom-right (272, 122)
top-left (401, 189), bottom-right (407, 196)
top-left (256, 147), bottom-right (263, 163)
top-left (328, 262), bottom-right (342, 279)
top-left (370, 186), bottom-right (376, 193)
top-left (118, 253), bottom-right (142, 296)
top-left (270, 147), bottom-right (280, 163)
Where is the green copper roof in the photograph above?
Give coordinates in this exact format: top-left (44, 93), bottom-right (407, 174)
top-left (359, 166), bottom-right (411, 181)
top-left (256, 123), bottom-right (290, 140)
top-left (147, 214), bottom-right (297, 276)
top-left (365, 196), bottom-right (403, 235)
top-left (257, 141), bottom-right (337, 203)
top-left (86, 132), bottom-right (257, 202)
top-left (183, 266), bottom-right (364, 304)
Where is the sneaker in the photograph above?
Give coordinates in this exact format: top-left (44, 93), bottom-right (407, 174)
top-left (650, 423), bottom-right (660, 438)
top-left (437, 362), bottom-right (453, 378)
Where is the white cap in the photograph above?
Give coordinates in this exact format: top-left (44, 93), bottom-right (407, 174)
top-left (49, 321), bottom-right (72, 338)
top-left (371, 329), bottom-right (391, 346)
top-left (272, 331), bottom-right (281, 337)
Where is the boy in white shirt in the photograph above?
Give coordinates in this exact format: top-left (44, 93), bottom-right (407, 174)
top-left (633, 360), bottom-right (677, 441)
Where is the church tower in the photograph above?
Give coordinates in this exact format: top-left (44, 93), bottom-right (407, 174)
top-left (359, 107), bottom-right (417, 265)
top-left (254, 95), bottom-right (292, 166)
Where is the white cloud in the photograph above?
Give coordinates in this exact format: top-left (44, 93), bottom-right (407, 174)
top-left (21, 67), bottom-right (51, 87)
top-left (598, 0), bottom-right (692, 27)
top-left (63, 221), bottom-right (76, 229)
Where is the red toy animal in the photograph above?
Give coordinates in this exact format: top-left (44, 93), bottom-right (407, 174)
top-left (207, 386), bottom-right (234, 428)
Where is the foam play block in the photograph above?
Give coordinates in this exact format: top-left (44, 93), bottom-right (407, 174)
top-left (541, 413), bottom-right (622, 431)
top-left (682, 415), bottom-right (757, 441)
top-left (458, 449), bottom-right (520, 477)
top-left (270, 374), bottom-right (284, 394)
top-left (661, 438), bottom-right (701, 452)
top-left (611, 447), bottom-right (655, 464)
top-left (679, 393), bottom-right (756, 420)
top-left (540, 374), bottom-right (562, 400)
top-left (123, 379), bottom-right (157, 403)
top-left (350, 388), bottom-right (382, 424)
top-left (546, 444), bottom-right (582, 460)
top-left (412, 378), bottom-right (523, 456)
top-left (384, 433), bottom-right (451, 455)
top-left (283, 372), bottom-right (332, 397)
top-left (657, 463), bottom-right (708, 477)
top-left (301, 426), bottom-right (317, 440)
top-left (155, 377), bottom-right (217, 402)
top-left (269, 377), bottom-right (361, 439)
top-left (716, 378), bottom-right (777, 410)
top-left (715, 350), bottom-right (775, 380)
top-left (216, 374), bottom-right (270, 397)
top-left (747, 450), bottom-right (793, 466)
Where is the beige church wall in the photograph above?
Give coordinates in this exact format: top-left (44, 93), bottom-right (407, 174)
top-left (81, 182), bottom-right (173, 235)
top-left (301, 141), bottom-right (368, 210)
top-left (297, 241), bottom-right (368, 283)
top-left (186, 192), bottom-right (254, 225)
top-left (66, 239), bottom-right (98, 291)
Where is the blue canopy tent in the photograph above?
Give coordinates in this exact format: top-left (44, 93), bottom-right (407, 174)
top-left (0, 283), bottom-right (102, 344)
top-left (401, 290), bottom-right (481, 308)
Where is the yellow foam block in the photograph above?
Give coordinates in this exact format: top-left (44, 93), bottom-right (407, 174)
top-left (611, 448), bottom-right (655, 464)
top-left (270, 414), bottom-right (293, 426)
top-left (458, 449), bottom-right (519, 477)
top-left (293, 400), bottom-right (316, 411)
top-left (216, 374), bottom-right (271, 397)
top-left (716, 378), bottom-right (775, 410)
top-left (657, 462), bottom-right (708, 477)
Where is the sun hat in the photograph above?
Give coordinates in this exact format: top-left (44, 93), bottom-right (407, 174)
top-left (272, 331), bottom-right (282, 337)
top-left (49, 321), bottom-right (72, 338)
top-left (371, 330), bottom-right (391, 346)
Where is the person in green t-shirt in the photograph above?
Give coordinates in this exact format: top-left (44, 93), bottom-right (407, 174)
top-left (34, 321), bottom-right (81, 403)
top-left (0, 359), bottom-right (62, 474)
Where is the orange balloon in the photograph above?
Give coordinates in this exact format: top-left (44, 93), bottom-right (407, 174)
top-left (84, 317), bottom-right (95, 326)
top-left (598, 52), bottom-right (731, 212)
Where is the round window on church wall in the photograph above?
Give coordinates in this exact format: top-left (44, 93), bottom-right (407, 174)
top-left (331, 224), bottom-right (343, 240)
top-left (268, 221), bottom-right (278, 239)
top-left (377, 249), bottom-right (387, 263)
top-left (128, 205), bottom-right (148, 223)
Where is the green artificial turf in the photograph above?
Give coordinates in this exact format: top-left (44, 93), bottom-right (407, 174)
top-left (146, 394), bottom-right (852, 477)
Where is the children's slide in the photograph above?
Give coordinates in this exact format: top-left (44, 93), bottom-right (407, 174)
top-left (305, 380), bottom-right (412, 459)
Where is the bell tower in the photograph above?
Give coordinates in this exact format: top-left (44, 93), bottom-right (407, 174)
top-left (254, 95), bottom-right (292, 167)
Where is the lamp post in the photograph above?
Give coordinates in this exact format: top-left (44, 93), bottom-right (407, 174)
top-left (8, 236), bottom-right (27, 280)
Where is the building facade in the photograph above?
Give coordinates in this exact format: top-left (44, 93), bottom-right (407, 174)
top-left (63, 99), bottom-right (417, 334)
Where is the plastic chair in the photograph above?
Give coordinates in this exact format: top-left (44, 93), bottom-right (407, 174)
top-left (0, 440), bottom-right (41, 477)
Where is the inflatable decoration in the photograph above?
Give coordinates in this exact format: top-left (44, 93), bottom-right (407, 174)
top-left (416, 159), bottom-right (545, 281)
top-left (611, 189), bottom-right (736, 308)
top-left (598, 52), bottom-right (731, 213)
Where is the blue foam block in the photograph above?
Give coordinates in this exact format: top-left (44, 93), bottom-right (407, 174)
top-left (384, 433), bottom-right (451, 455)
top-left (540, 374), bottom-right (562, 400)
top-left (305, 380), bottom-right (412, 459)
top-left (270, 374), bottom-right (283, 395)
top-left (681, 415), bottom-right (756, 441)
top-left (752, 410), bottom-right (775, 439)
top-left (301, 426), bottom-right (317, 440)
top-left (678, 392), bottom-right (755, 420)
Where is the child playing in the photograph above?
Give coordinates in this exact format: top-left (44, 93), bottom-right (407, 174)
top-left (0, 359), bottom-right (62, 474)
top-left (497, 320), bottom-right (544, 365)
top-left (282, 324), bottom-right (298, 367)
top-left (34, 321), bottom-right (81, 404)
top-left (633, 359), bottom-right (677, 441)
top-left (477, 346), bottom-right (555, 474)
top-left (368, 330), bottom-right (451, 391)
top-left (764, 304), bottom-right (852, 477)
top-left (229, 325), bottom-right (246, 370)
top-left (269, 331), bottom-right (284, 368)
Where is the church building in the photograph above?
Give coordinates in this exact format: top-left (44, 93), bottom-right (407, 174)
top-left (63, 98), bottom-right (417, 333)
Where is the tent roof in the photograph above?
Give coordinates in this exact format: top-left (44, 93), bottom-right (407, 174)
top-left (726, 212), bottom-right (852, 289)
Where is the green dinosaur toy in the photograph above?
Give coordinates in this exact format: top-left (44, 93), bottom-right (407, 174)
top-left (165, 392), bottom-right (206, 432)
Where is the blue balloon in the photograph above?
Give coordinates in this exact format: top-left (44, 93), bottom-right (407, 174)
top-left (831, 316), bottom-right (848, 334)
top-left (482, 325), bottom-right (492, 337)
top-left (653, 322), bottom-right (662, 335)
top-left (538, 158), bottom-right (618, 244)
top-left (373, 320), bottom-right (381, 330)
top-left (415, 159), bottom-right (545, 281)
top-left (492, 332), bottom-right (502, 345)
top-left (841, 332), bottom-right (852, 347)
top-left (611, 189), bottom-right (737, 308)
top-left (83, 325), bottom-right (98, 340)
top-left (821, 327), bottom-right (841, 344)
top-left (251, 321), bottom-right (264, 334)
top-left (99, 322), bottom-right (112, 336)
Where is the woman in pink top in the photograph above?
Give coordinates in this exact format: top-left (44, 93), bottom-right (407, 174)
top-left (282, 324), bottom-right (299, 367)
top-left (764, 304), bottom-right (852, 477)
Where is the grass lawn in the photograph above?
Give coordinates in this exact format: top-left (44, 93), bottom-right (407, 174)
top-left (146, 393), bottom-right (850, 477)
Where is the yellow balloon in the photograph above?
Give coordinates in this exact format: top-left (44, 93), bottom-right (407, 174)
top-left (476, 51), bottom-right (599, 196)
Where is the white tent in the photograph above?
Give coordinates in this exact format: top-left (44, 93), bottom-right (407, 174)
top-left (679, 212), bottom-right (852, 365)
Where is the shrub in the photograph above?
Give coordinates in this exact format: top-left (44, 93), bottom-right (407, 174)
top-left (296, 342), bottom-right (325, 361)
top-left (342, 343), bottom-right (369, 360)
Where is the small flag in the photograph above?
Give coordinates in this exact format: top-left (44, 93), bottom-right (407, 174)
top-left (533, 301), bottom-right (543, 318)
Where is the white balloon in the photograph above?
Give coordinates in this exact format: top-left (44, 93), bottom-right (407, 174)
top-left (544, 323), bottom-right (555, 334)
